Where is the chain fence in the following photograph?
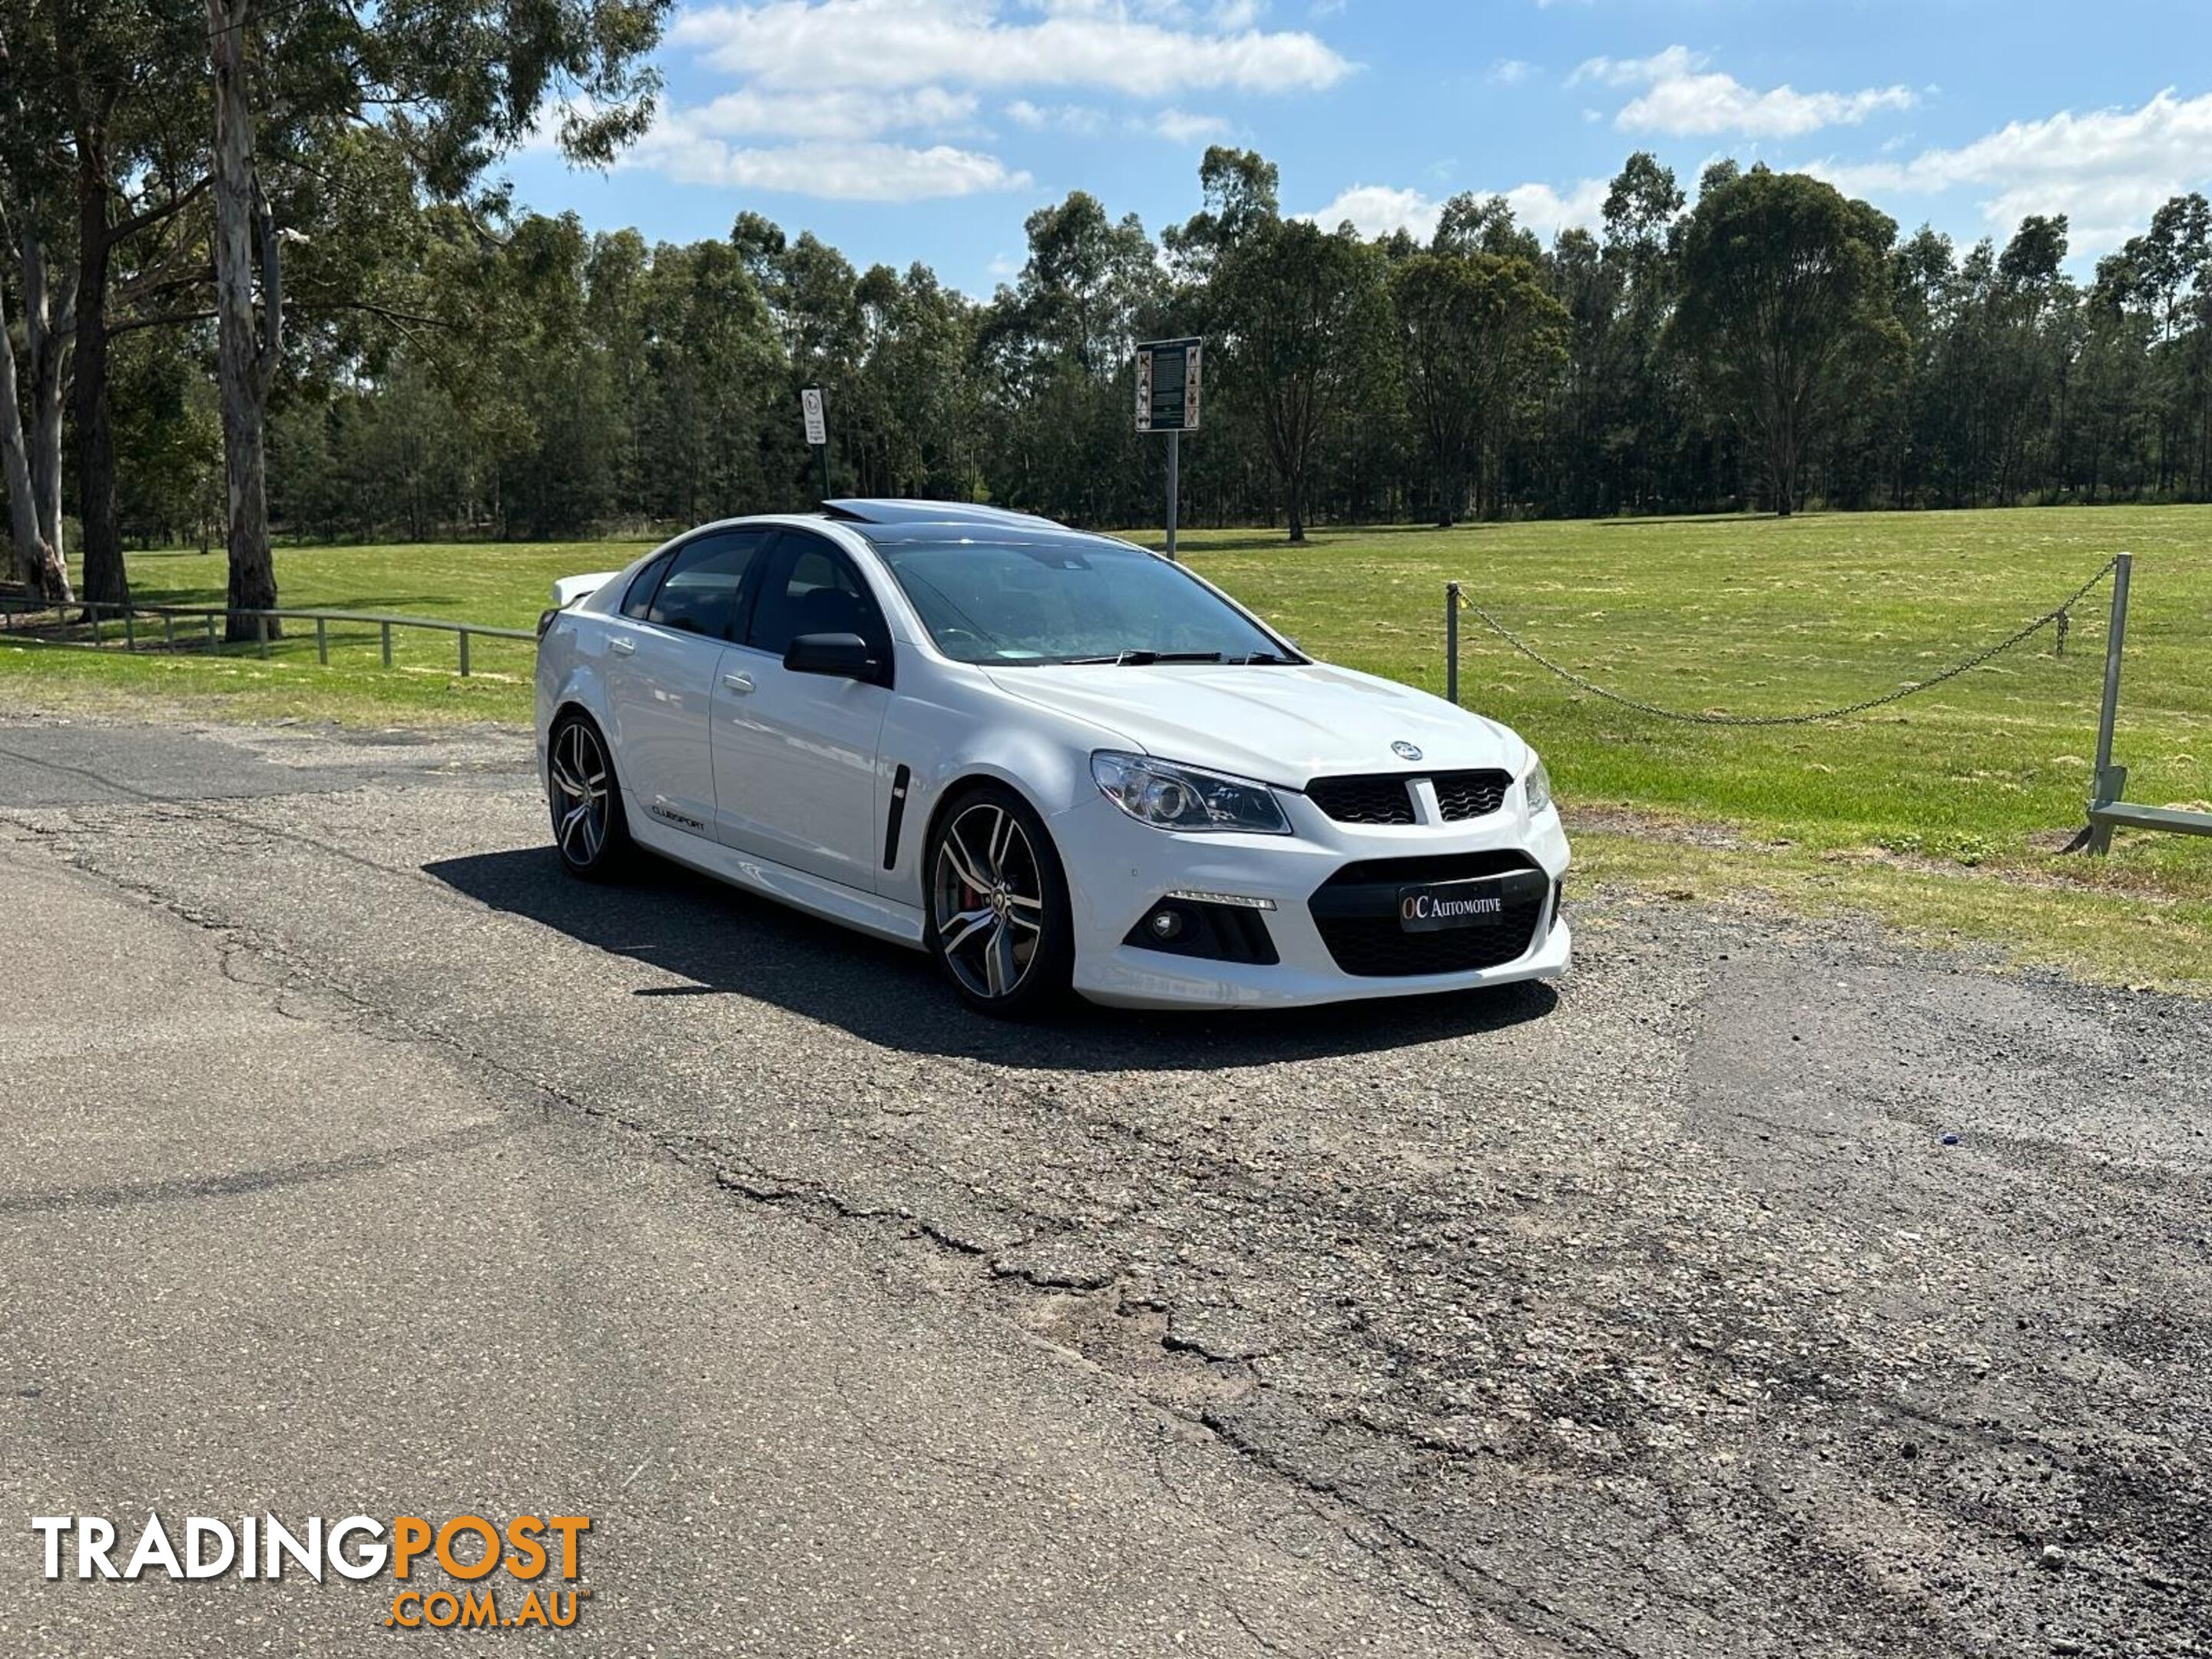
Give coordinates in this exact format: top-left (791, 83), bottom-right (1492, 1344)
top-left (1447, 555), bottom-right (2123, 727)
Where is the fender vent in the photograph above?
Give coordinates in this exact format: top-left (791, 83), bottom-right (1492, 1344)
top-left (882, 764), bottom-right (912, 869)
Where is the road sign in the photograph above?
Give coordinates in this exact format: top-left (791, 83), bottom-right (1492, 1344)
top-left (800, 386), bottom-right (828, 447)
top-left (1135, 338), bottom-right (1201, 434)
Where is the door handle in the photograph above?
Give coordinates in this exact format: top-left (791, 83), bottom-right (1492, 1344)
top-left (609, 637), bottom-right (635, 657)
top-left (721, 671), bottom-right (754, 695)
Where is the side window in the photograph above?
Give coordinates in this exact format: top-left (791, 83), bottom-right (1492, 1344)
top-left (620, 550), bottom-right (675, 621)
top-left (747, 533), bottom-right (892, 664)
top-left (645, 529), bottom-right (771, 640)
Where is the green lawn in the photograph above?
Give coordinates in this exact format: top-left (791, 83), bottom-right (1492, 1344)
top-left (7, 508), bottom-right (2210, 986)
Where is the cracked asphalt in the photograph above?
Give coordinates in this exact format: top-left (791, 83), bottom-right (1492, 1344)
top-left (1, 714), bottom-right (2207, 1658)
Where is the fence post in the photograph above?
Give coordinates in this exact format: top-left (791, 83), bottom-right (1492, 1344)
top-left (205, 613), bottom-right (218, 652)
top-left (163, 613), bottom-right (174, 649)
top-left (122, 608), bottom-right (135, 651)
top-left (382, 621), bottom-right (392, 668)
top-left (2087, 551), bottom-right (2133, 856)
top-left (1445, 581), bottom-right (1462, 707)
top-left (256, 612), bottom-right (269, 660)
top-left (459, 628), bottom-right (471, 677)
top-left (88, 604), bottom-right (102, 645)
top-left (316, 616), bottom-right (329, 666)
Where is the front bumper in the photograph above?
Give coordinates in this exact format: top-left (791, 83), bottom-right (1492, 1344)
top-left (1052, 789), bottom-right (1572, 1009)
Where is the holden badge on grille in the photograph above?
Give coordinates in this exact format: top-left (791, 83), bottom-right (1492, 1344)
top-left (1391, 740), bottom-right (1422, 762)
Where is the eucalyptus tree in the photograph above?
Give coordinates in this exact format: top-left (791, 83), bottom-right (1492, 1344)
top-left (1674, 165), bottom-right (1898, 515)
top-left (0, 0), bottom-right (205, 603)
top-left (1212, 215), bottom-right (1390, 541)
top-left (1599, 154), bottom-right (1689, 512)
top-left (0, 5), bottom-right (75, 598)
top-left (1392, 249), bottom-right (1565, 523)
top-left (975, 191), bottom-right (1160, 523)
top-left (200, 0), bottom-right (669, 631)
top-left (634, 236), bottom-right (785, 519)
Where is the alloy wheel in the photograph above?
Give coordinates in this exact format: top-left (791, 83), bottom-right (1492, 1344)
top-left (931, 800), bottom-right (1046, 1001)
top-left (549, 719), bottom-right (611, 867)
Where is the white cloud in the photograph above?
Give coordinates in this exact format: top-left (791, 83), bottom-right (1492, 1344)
top-left (1499, 177), bottom-right (1610, 238)
top-left (1006, 98), bottom-right (1108, 134)
top-left (1152, 107), bottom-right (1233, 144)
top-left (618, 120), bottom-right (1031, 199)
top-left (562, 0), bottom-right (1352, 204)
top-left (671, 0), bottom-right (1354, 94)
top-left (1575, 45), bottom-right (1914, 138)
top-left (1307, 183), bottom-right (1443, 240)
top-left (687, 84), bottom-right (982, 140)
top-left (1812, 88), bottom-right (2212, 253)
top-left (1488, 58), bottom-right (1533, 87)
top-left (1301, 177), bottom-right (1606, 243)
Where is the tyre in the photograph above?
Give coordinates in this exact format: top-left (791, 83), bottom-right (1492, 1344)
top-left (547, 711), bottom-right (632, 879)
top-left (926, 783), bottom-right (1074, 1017)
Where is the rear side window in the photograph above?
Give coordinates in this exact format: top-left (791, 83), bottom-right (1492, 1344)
top-left (620, 550), bottom-right (675, 621)
top-left (644, 529), bottom-right (772, 639)
top-left (747, 532), bottom-right (892, 664)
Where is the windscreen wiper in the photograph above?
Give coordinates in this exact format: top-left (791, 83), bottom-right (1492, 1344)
top-left (1229, 651), bottom-right (1300, 664)
top-left (1093, 650), bottom-right (1225, 665)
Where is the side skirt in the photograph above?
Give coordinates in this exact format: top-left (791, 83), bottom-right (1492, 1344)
top-left (628, 795), bottom-right (929, 949)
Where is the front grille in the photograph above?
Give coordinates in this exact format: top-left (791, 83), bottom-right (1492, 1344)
top-left (1306, 769), bottom-right (1512, 825)
top-left (1432, 768), bottom-right (1512, 821)
top-left (1305, 774), bottom-right (1416, 825)
top-left (1308, 852), bottom-right (1548, 978)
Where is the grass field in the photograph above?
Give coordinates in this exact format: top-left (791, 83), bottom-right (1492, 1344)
top-left (6, 506), bottom-right (2210, 986)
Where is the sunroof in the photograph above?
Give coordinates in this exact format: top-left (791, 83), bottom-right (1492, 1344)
top-left (821, 498), bottom-right (1061, 528)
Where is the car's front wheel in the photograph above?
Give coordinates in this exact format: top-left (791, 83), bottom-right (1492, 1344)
top-left (548, 712), bottom-right (632, 879)
top-left (926, 783), bottom-right (1073, 1016)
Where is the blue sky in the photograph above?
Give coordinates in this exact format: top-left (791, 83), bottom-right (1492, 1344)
top-left (507, 0), bottom-right (2212, 292)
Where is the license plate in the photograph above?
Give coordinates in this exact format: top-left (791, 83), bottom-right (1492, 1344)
top-left (1396, 873), bottom-right (1539, 933)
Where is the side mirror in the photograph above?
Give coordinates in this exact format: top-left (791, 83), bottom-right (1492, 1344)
top-left (784, 631), bottom-right (883, 683)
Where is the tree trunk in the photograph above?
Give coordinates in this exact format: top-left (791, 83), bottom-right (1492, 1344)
top-left (1769, 418), bottom-right (1797, 517)
top-left (21, 233), bottom-right (71, 581)
top-left (0, 305), bottom-right (68, 601)
top-left (74, 118), bottom-right (128, 608)
top-left (0, 230), bottom-right (72, 600)
top-left (209, 0), bottom-right (280, 639)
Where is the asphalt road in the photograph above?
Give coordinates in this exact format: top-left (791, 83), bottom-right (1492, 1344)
top-left (1, 714), bottom-right (2207, 1658)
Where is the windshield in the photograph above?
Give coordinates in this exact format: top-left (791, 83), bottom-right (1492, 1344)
top-left (870, 536), bottom-right (1297, 667)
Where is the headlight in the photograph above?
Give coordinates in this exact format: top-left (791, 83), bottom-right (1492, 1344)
top-left (1091, 751), bottom-right (1291, 835)
top-left (1523, 755), bottom-right (1554, 816)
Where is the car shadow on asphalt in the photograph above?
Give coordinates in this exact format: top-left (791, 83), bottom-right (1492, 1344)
top-left (424, 846), bottom-right (1558, 1071)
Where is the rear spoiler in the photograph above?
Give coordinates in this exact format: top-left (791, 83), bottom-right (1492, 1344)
top-left (538, 570), bottom-right (621, 640)
top-left (551, 571), bottom-right (620, 608)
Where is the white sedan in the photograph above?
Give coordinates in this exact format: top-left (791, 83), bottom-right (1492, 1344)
top-left (534, 500), bottom-right (1570, 1015)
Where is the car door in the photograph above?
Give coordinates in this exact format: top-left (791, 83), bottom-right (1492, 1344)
top-left (713, 528), bottom-right (893, 889)
top-left (602, 528), bottom-right (770, 840)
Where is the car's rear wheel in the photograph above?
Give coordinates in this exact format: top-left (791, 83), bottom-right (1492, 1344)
top-left (926, 784), bottom-right (1072, 1016)
top-left (548, 712), bottom-right (631, 879)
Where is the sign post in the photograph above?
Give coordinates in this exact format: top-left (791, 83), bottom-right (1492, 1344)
top-left (1134, 338), bottom-right (1201, 561)
top-left (800, 385), bottom-right (830, 502)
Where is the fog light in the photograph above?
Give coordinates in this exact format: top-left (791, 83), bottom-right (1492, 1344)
top-left (1147, 909), bottom-right (1184, 941)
